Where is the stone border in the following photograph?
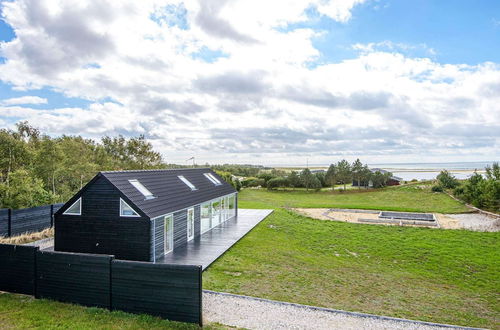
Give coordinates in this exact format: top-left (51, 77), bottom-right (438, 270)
top-left (203, 290), bottom-right (484, 330)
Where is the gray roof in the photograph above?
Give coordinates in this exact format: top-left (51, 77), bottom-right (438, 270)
top-left (102, 168), bottom-right (236, 218)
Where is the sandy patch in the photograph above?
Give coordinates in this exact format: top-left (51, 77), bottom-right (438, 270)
top-left (293, 208), bottom-right (499, 232)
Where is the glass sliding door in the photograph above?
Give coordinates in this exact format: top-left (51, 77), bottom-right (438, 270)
top-left (229, 194), bottom-right (235, 218)
top-left (164, 214), bottom-right (173, 254)
top-left (201, 202), bottom-right (211, 234)
top-left (211, 199), bottom-right (221, 228)
top-left (187, 208), bottom-right (194, 241)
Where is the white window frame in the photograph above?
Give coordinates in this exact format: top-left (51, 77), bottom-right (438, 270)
top-left (120, 198), bottom-right (140, 217)
top-left (128, 179), bottom-right (155, 199)
top-left (164, 214), bottom-right (174, 254)
top-left (178, 175), bottom-right (197, 191)
top-left (187, 208), bottom-right (195, 241)
top-left (63, 197), bottom-right (81, 215)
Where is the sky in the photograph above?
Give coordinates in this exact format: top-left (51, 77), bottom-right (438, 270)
top-left (0, 0), bottom-right (499, 166)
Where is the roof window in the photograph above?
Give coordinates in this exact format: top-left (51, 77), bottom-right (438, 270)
top-left (178, 175), bottom-right (197, 191)
top-left (129, 179), bottom-right (155, 199)
top-left (204, 173), bottom-right (222, 185)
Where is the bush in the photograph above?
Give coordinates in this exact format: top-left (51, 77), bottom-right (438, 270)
top-left (436, 170), bottom-right (459, 189)
top-left (431, 185), bottom-right (444, 192)
top-left (241, 178), bottom-right (265, 188)
top-left (267, 177), bottom-right (288, 190)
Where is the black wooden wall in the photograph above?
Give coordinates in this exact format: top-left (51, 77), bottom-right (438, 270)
top-left (55, 175), bottom-right (151, 261)
top-left (0, 244), bottom-right (38, 295)
top-left (36, 251), bottom-right (112, 308)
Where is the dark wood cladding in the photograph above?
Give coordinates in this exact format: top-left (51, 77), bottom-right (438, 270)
top-left (173, 209), bottom-right (188, 250)
top-left (0, 244), bottom-right (38, 295)
top-left (36, 250), bottom-right (112, 308)
top-left (111, 260), bottom-right (202, 325)
top-left (55, 176), bottom-right (151, 261)
top-left (0, 209), bottom-right (8, 236)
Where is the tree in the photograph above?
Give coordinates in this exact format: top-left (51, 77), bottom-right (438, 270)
top-left (300, 168), bottom-right (315, 191)
top-left (371, 171), bottom-right (387, 188)
top-left (287, 171), bottom-right (301, 189)
top-left (436, 170), bottom-right (459, 189)
top-left (351, 159), bottom-right (363, 189)
top-left (485, 162), bottom-right (500, 181)
top-left (359, 165), bottom-right (372, 188)
top-left (0, 169), bottom-right (56, 209)
top-left (325, 164), bottom-right (337, 191)
top-left (336, 159), bottom-right (352, 191)
top-left (315, 172), bottom-right (327, 187)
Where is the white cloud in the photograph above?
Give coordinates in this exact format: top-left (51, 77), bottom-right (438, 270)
top-left (0, 0), bottom-right (498, 165)
top-left (1, 96), bottom-right (48, 105)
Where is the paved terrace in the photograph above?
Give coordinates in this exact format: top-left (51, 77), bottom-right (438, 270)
top-left (158, 209), bottom-right (273, 270)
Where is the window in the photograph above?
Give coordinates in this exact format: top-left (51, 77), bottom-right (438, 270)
top-left (204, 173), bottom-right (221, 185)
top-left (178, 175), bottom-right (197, 190)
top-left (63, 198), bottom-right (81, 215)
top-left (128, 179), bottom-right (155, 199)
top-left (120, 198), bottom-right (140, 217)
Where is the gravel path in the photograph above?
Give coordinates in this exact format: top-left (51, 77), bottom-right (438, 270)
top-left (444, 213), bottom-right (499, 232)
top-left (203, 291), bottom-right (476, 330)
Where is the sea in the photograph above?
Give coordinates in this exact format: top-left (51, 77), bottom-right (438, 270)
top-left (279, 161), bottom-right (496, 181)
top-left (367, 161), bottom-right (494, 181)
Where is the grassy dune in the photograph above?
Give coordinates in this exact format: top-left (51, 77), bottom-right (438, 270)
top-left (203, 209), bottom-right (500, 329)
top-left (238, 185), bottom-right (470, 213)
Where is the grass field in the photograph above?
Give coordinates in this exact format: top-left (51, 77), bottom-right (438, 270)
top-left (238, 185), bottom-right (470, 213)
top-left (203, 189), bottom-right (499, 329)
top-left (0, 293), bottom-right (224, 329)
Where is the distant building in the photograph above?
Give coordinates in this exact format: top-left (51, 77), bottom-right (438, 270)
top-left (352, 168), bottom-right (403, 187)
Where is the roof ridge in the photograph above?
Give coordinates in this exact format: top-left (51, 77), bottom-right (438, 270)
top-left (100, 167), bottom-right (212, 174)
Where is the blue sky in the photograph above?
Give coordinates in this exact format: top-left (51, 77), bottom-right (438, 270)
top-left (0, 0), bottom-right (499, 164)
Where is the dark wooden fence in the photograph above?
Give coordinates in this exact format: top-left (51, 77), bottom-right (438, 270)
top-left (36, 251), bottom-right (113, 308)
top-left (0, 203), bottom-right (64, 237)
top-left (0, 244), bottom-right (202, 325)
top-left (0, 244), bottom-right (38, 295)
top-left (112, 260), bottom-right (202, 324)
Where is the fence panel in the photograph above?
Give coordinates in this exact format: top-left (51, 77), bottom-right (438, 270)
top-left (36, 251), bottom-right (112, 308)
top-left (0, 244), bottom-right (38, 295)
top-left (11, 205), bottom-right (52, 236)
top-left (0, 209), bottom-right (8, 237)
top-left (112, 260), bottom-right (202, 325)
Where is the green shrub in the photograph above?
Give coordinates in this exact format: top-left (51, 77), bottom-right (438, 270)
top-left (431, 185), bottom-right (444, 192)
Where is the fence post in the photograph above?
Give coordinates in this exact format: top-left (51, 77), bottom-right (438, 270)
top-left (7, 209), bottom-right (12, 237)
top-left (50, 204), bottom-right (54, 228)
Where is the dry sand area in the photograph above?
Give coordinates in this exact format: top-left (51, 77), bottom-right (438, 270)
top-left (293, 208), bottom-right (500, 232)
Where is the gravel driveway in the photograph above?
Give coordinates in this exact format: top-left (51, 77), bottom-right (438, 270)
top-left (203, 291), bottom-right (477, 330)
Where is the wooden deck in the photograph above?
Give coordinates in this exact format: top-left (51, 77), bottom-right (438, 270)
top-left (157, 209), bottom-right (273, 270)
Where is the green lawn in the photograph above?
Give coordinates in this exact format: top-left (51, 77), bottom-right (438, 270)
top-left (238, 185), bottom-right (470, 213)
top-left (0, 293), bottom-right (222, 329)
top-left (203, 190), bottom-right (500, 329)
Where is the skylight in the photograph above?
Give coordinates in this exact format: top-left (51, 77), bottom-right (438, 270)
top-left (63, 198), bottom-right (81, 215)
top-left (204, 173), bottom-right (221, 185)
top-left (129, 179), bottom-right (155, 199)
top-left (178, 175), bottom-right (197, 190)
